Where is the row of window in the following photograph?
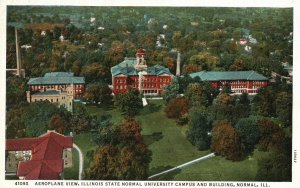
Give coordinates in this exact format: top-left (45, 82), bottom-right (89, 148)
top-left (115, 78), bottom-right (171, 83)
top-left (115, 83), bottom-right (167, 90)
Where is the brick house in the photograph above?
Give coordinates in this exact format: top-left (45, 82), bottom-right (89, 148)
top-left (190, 70), bottom-right (269, 94)
top-left (111, 49), bottom-right (174, 95)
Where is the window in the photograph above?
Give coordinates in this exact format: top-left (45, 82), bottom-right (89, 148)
top-left (51, 99), bottom-right (53, 102)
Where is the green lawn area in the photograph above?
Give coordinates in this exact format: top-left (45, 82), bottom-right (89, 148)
top-left (137, 100), bottom-right (210, 176)
top-left (78, 100), bottom-right (263, 181)
top-left (64, 149), bottom-right (79, 180)
top-left (64, 132), bottom-right (98, 179)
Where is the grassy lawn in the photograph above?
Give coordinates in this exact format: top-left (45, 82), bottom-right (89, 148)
top-left (64, 132), bottom-right (97, 179)
top-left (64, 149), bottom-right (79, 180)
top-left (137, 100), bottom-right (210, 176)
top-left (78, 100), bottom-right (263, 181)
top-left (160, 150), bottom-right (269, 181)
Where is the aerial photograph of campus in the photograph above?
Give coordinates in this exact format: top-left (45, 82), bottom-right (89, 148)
top-left (5, 6), bottom-right (293, 182)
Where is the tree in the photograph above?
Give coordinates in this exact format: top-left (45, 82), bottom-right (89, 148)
top-left (210, 92), bottom-right (235, 122)
top-left (275, 91), bottom-right (292, 127)
top-left (6, 105), bottom-right (26, 139)
top-left (235, 117), bottom-right (260, 154)
top-left (256, 133), bottom-right (292, 182)
top-left (164, 97), bottom-right (189, 119)
top-left (187, 108), bottom-right (212, 150)
top-left (162, 77), bottom-right (179, 102)
top-left (48, 114), bottom-right (66, 134)
top-left (257, 118), bottom-right (286, 152)
top-left (118, 117), bottom-right (152, 180)
top-left (90, 115), bottom-right (119, 146)
top-left (185, 83), bottom-right (207, 108)
top-left (22, 101), bottom-right (61, 137)
top-left (70, 103), bottom-right (91, 133)
top-left (80, 63), bottom-right (106, 83)
top-left (85, 145), bottom-right (120, 180)
top-left (211, 120), bottom-right (245, 161)
top-left (252, 86), bottom-right (276, 117)
top-left (85, 117), bottom-right (151, 180)
top-left (114, 88), bottom-right (143, 116)
top-left (84, 84), bottom-right (113, 106)
top-left (233, 93), bottom-right (251, 123)
top-left (6, 76), bottom-right (27, 110)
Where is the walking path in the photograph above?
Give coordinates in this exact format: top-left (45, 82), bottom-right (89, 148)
top-left (73, 143), bottom-right (84, 180)
top-left (148, 153), bottom-right (215, 179)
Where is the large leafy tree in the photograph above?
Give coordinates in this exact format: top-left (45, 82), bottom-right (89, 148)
top-left (211, 120), bottom-right (245, 161)
top-left (235, 117), bottom-right (260, 154)
top-left (252, 86), bottom-right (276, 117)
top-left (185, 82), bottom-right (207, 108)
top-left (257, 118), bottom-right (286, 152)
top-left (187, 108), bottom-right (212, 150)
top-left (85, 145), bottom-right (120, 180)
top-left (23, 101), bottom-right (61, 137)
top-left (6, 75), bottom-right (27, 110)
top-left (69, 103), bottom-right (91, 133)
top-left (275, 91), bottom-right (292, 127)
top-left (6, 105), bottom-right (26, 139)
top-left (162, 77), bottom-right (179, 102)
top-left (164, 96), bottom-right (189, 119)
top-left (210, 92), bottom-right (236, 122)
top-left (84, 83), bottom-right (113, 106)
top-left (48, 114), bottom-right (66, 134)
top-left (85, 117), bottom-right (151, 180)
top-left (114, 88), bottom-right (143, 116)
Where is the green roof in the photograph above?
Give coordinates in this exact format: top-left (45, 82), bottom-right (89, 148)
top-left (28, 72), bottom-right (85, 85)
top-left (111, 58), bottom-right (173, 77)
top-left (189, 70), bottom-right (268, 81)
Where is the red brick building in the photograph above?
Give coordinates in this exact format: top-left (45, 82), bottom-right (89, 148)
top-left (111, 49), bottom-right (174, 95)
top-left (190, 70), bottom-right (269, 94)
top-left (6, 131), bottom-right (73, 180)
top-left (27, 72), bottom-right (85, 99)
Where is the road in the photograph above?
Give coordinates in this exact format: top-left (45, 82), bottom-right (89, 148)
top-left (148, 153), bottom-right (215, 179)
top-left (73, 144), bottom-right (84, 180)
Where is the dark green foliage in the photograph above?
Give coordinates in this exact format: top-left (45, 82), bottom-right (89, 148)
top-left (252, 86), bottom-right (276, 117)
top-left (256, 137), bottom-right (292, 181)
top-left (114, 88), bottom-right (143, 116)
top-left (6, 76), bottom-right (27, 110)
top-left (162, 77), bottom-right (179, 102)
top-left (275, 91), bottom-right (292, 126)
top-left (232, 93), bottom-right (251, 123)
top-left (90, 115), bottom-right (119, 146)
top-left (210, 92), bottom-right (236, 122)
top-left (235, 117), bottom-right (260, 154)
top-left (84, 83), bottom-right (113, 106)
top-left (187, 108), bottom-right (212, 150)
top-left (69, 103), bottom-right (91, 133)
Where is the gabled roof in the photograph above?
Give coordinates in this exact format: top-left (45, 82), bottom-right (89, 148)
top-left (189, 70), bottom-right (268, 81)
top-left (111, 58), bottom-right (173, 77)
top-left (6, 131), bottom-right (73, 180)
top-left (28, 72), bottom-right (85, 85)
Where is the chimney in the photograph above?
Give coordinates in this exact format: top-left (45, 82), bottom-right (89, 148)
top-left (176, 52), bottom-right (181, 76)
top-left (15, 27), bottom-right (21, 77)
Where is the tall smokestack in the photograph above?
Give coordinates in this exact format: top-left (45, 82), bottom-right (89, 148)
top-left (176, 52), bottom-right (181, 76)
top-left (15, 27), bottom-right (21, 77)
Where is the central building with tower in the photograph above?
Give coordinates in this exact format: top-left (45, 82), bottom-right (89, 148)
top-left (111, 48), bottom-right (174, 95)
